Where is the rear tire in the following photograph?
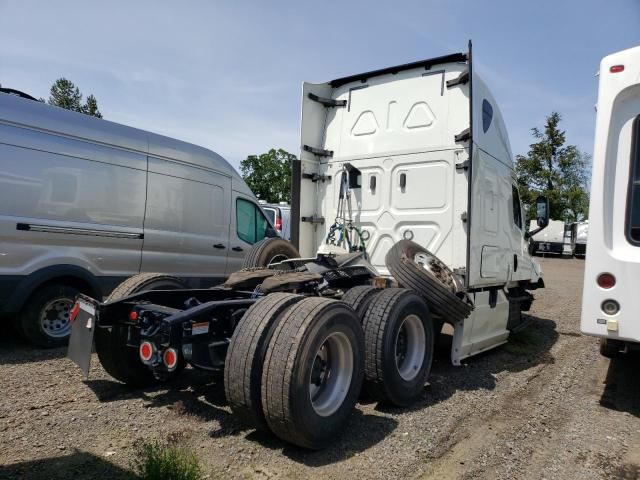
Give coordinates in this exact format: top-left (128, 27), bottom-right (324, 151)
top-left (362, 288), bottom-right (434, 407)
top-left (261, 297), bottom-right (364, 449)
top-left (341, 285), bottom-right (380, 319)
top-left (241, 238), bottom-right (300, 269)
top-left (224, 292), bottom-right (303, 431)
top-left (600, 338), bottom-right (622, 359)
top-left (95, 273), bottom-right (187, 387)
top-left (21, 284), bottom-right (80, 348)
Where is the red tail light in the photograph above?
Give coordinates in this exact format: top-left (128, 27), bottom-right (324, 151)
top-left (129, 310), bottom-right (138, 321)
top-left (139, 341), bottom-right (155, 363)
top-left (597, 273), bottom-right (616, 289)
top-left (163, 348), bottom-right (179, 371)
top-left (275, 216), bottom-right (282, 231)
top-left (610, 65), bottom-right (624, 73)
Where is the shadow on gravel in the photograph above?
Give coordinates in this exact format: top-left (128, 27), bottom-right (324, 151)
top-left (375, 314), bottom-right (559, 413)
top-left (0, 450), bottom-right (130, 480)
top-left (245, 409), bottom-right (398, 466)
top-left (0, 330), bottom-right (67, 365)
top-left (600, 353), bottom-right (640, 417)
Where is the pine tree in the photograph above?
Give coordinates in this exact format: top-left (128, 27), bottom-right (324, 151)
top-left (82, 94), bottom-right (102, 118)
top-left (48, 78), bottom-right (83, 112)
top-left (515, 112), bottom-right (590, 223)
top-left (47, 78), bottom-right (103, 118)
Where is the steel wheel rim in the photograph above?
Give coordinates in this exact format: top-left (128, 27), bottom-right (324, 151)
top-left (309, 331), bottom-right (354, 417)
top-left (40, 298), bottom-right (74, 338)
top-left (414, 252), bottom-right (462, 293)
top-left (394, 314), bottom-right (426, 381)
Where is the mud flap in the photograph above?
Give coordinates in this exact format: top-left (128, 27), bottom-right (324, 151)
top-left (67, 295), bottom-right (99, 378)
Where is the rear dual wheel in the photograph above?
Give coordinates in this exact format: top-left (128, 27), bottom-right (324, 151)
top-left (362, 288), bottom-right (434, 407)
top-left (227, 295), bottom-right (364, 449)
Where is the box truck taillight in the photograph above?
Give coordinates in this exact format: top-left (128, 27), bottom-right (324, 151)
top-left (610, 65), bottom-right (625, 73)
top-left (597, 273), bottom-right (616, 289)
top-left (275, 216), bottom-right (282, 231)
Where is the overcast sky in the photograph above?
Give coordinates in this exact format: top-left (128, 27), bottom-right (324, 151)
top-left (1, 0), bottom-right (638, 170)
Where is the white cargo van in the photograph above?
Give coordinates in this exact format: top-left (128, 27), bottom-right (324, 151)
top-left (0, 90), bottom-right (275, 347)
top-left (292, 44), bottom-right (548, 364)
top-left (581, 45), bottom-right (640, 357)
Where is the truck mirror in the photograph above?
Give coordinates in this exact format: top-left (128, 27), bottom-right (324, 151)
top-left (536, 196), bottom-right (550, 228)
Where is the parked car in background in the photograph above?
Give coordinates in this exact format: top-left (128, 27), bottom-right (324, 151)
top-left (0, 90), bottom-right (273, 347)
top-left (260, 201), bottom-right (291, 240)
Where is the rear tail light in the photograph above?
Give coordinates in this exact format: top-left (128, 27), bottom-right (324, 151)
top-left (601, 299), bottom-right (620, 316)
top-left (275, 216), bottom-right (282, 231)
top-left (610, 65), bottom-right (625, 73)
top-left (139, 341), bottom-right (155, 363)
top-left (129, 310), bottom-right (138, 321)
top-left (597, 273), bottom-right (616, 289)
top-left (163, 348), bottom-right (179, 371)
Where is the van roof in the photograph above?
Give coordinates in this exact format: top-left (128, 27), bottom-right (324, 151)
top-left (0, 92), bottom-right (240, 180)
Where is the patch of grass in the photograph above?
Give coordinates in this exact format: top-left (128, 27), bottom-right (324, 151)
top-left (130, 440), bottom-right (202, 480)
top-left (504, 327), bottom-right (546, 355)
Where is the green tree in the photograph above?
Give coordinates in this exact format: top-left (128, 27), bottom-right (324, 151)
top-left (47, 78), bottom-right (103, 118)
top-left (240, 148), bottom-right (295, 203)
top-left (515, 112), bottom-right (590, 223)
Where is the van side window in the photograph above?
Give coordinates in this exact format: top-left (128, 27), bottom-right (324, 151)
top-left (482, 99), bottom-right (493, 133)
top-left (512, 185), bottom-right (522, 230)
top-left (626, 115), bottom-right (640, 244)
top-left (236, 199), bottom-right (268, 244)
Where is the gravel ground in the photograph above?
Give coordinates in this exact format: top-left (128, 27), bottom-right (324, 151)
top-left (1, 257), bottom-right (639, 479)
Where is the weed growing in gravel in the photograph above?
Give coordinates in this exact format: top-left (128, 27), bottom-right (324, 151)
top-left (504, 327), bottom-right (546, 355)
top-left (130, 439), bottom-right (202, 480)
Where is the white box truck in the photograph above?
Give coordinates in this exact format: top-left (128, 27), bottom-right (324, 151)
top-left (69, 44), bottom-right (549, 449)
top-left (581, 45), bottom-right (640, 357)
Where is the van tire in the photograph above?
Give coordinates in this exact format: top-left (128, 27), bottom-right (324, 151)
top-left (599, 338), bottom-right (622, 359)
top-left (224, 292), bottom-right (303, 431)
top-left (95, 273), bottom-right (187, 387)
top-left (241, 238), bottom-right (300, 269)
top-left (385, 240), bottom-right (472, 321)
top-left (21, 284), bottom-right (80, 348)
top-left (341, 285), bottom-right (380, 319)
top-left (261, 297), bottom-right (364, 449)
top-left (362, 288), bottom-right (434, 407)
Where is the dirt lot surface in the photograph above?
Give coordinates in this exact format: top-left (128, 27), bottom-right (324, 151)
top-left (1, 257), bottom-right (639, 479)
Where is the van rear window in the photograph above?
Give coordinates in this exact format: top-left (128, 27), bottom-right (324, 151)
top-left (626, 115), bottom-right (640, 244)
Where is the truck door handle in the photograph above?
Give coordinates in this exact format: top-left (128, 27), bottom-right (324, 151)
top-left (213, 243), bottom-right (226, 249)
top-left (232, 246), bottom-right (243, 252)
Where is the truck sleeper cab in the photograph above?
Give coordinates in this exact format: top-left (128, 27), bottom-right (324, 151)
top-left (581, 45), bottom-right (640, 356)
top-left (0, 91), bottom-right (274, 347)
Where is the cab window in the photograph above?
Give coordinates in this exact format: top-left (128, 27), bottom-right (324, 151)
top-left (512, 185), bottom-right (523, 230)
top-left (236, 199), bottom-right (268, 244)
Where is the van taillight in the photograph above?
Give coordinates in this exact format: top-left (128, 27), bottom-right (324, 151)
top-left (597, 273), bottom-right (616, 289)
top-left (610, 65), bottom-right (624, 73)
top-left (275, 216), bottom-right (282, 231)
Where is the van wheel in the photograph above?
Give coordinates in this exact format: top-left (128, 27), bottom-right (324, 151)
top-left (385, 240), bottom-right (472, 321)
top-left (21, 284), bottom-right (81, 348)
top-left (241, 238), bottom-right (299, 269)
top-left (95, 273), bottom-right (187, 387)
top-left (362, 288), bottom-right (434, 407)
top-left (341, 285), bottom-right (380, 320)
top-left (225, 293), bottom-right (303, 431)
top-left (261, 297), bottom-right (364, 449)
